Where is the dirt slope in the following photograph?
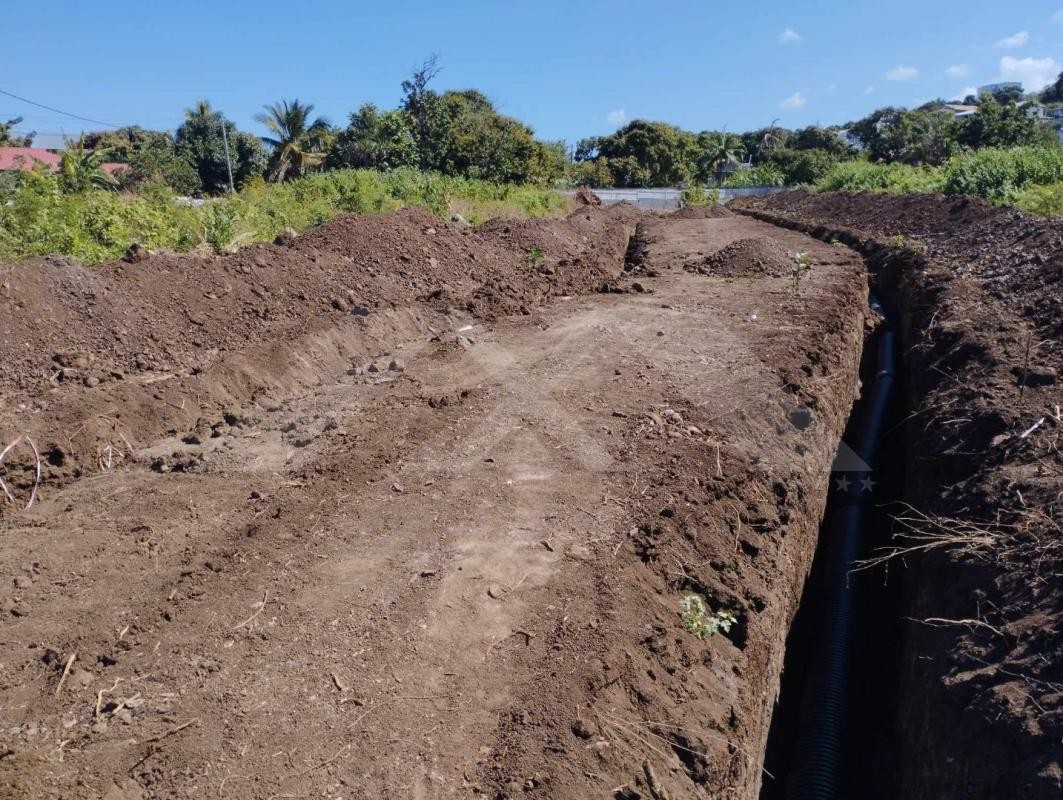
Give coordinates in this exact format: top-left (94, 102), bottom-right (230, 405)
top-left (0, 209), bottom-right (868, 799)
top-left (737, 190), bottom-right (1062, 799)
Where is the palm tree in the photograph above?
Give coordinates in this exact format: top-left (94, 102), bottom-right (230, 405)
top-left (58, 135), bottom-right (118, 193)
top-left (700, 133), bottom-right (746, 185)
top-left (255, 99), bottom-right (333, 182)
top-left (184, 100), bottom-right (217, 122)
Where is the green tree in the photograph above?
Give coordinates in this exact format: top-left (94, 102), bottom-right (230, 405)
top-left (848, 107), bottom-right (960, 165)
top-left (959, 97), bottom-right (1058, 150)
top-left (1042, 72), bottom-right (1063, 104)
top-left (83, 127), bottom-right (170, 163)
top-left (580, 120), bottom-right (698, 187)
top-left (326, 103), bottom-right (416, 170)
top-left (742, 125), bottom-right (790, 163)
top-left (58, 136), bottom-right (118, 193)
top-left (767, 148), bottom-right (838, 184)
top-left (255, 99), bottom-right (333, 182)
top-left (120, 136), bottom-right (202, 196)
top-left (0, 117), bottom-right (34, 147)
top-left (697, 131), bottom-right (746, 184)
top-left (431, 90), bottom-right (557, 183)
top-left (790, 125), bottom-right (854, 157)
top-left (177, 101), bottom-right (267, 193)
top-left (401, 55), bottom-right (444, 171)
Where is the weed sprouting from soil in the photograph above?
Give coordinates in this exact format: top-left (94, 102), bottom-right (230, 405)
top-left (790, 251), bottom-right (814, 295)
top-left (526, 247), bottom-right (544, 265)
top-left (680, 594), bottom-right (737, 639)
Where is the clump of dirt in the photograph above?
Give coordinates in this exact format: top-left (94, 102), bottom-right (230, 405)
top-left (687, 236), bottom-right (795, 277)
top-left (573, 186), bottom-right (602, 206)
top-left (672, 204), bottom-right (735, 220)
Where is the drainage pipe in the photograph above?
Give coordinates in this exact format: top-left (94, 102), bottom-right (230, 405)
top-left (784, 296), bottom-right (896, 800)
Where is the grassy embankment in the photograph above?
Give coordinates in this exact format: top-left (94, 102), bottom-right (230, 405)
top-left (0, 167), bottom-right (570, 265)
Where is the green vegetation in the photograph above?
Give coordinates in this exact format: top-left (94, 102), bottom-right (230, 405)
top-left (0, 167), bottom-right (567, 265)
top-left (791, 251), bottom-right (814, 295)
top-left (814, 146), bottom-right (1063, 209)
top-left (680, 594), bottom-right (736, 639)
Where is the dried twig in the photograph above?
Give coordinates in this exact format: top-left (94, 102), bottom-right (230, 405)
top-left (54, 651), bottom-right (77, 696)
top-left (906, 616), bottom-right (1006, 639)
top-left (1020, 418), bottom-right (1046, 440)
top-left (0, 435), bottom-right (42, 510)
top-left (140, 717), bottom-right (199, 744)
top-left (232, 590), bottom-right (269, 630)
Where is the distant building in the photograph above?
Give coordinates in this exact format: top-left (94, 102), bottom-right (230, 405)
top-left (0, 146), bottom-right (127, 175)
top-left (942, 103), bottom-right (979, 118)
top-left (836, 128), bottom-right (864, 150)
top-left (1021, 102), bottom-right (1048, 119)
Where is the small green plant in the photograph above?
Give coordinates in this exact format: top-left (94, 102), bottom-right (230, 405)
top-left (526, 247), bottom-right (544, 264)
top-left (791, 251), bottom-right (814, 295)
top-left (204, 204), bottom-right (241, 254)
top-left (681, 184), bottom-right (710, 207)
top-left (680, 594), bottom-right (737, 639)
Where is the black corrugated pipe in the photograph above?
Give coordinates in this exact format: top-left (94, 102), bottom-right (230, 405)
top-left (784, 297), bottom-right (895, 800)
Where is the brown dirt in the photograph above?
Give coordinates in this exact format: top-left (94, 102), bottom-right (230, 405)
top-left (737, 190), bottom-right (1063, 799)
top-left (685, 237), bottom-right (795, 278)
top-left (0, 207), bottom-right (869, 799)
top-left (670, 205), bottom-right (735, 220)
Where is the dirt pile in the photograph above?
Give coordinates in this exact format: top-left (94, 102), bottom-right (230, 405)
top-left (737, 190), bottom-right (1062, 799)
top-left (687, 236), bottom-right (795, 277)
top-left (671, 204), bottom-right (734, 220)
top-left (0, 204), bottom-right (639, 488)
top-left (573, 186), bottom-right (602, 206)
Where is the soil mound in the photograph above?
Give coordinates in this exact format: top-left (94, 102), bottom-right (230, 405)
top-left (0, 204), bottom-right (640, 484)
top-left (689, 236), bottom-right (794, 277)
top-left (672, 204), bottom-right (734, 220)
top-left (574, 186), bottom-right (602, 206)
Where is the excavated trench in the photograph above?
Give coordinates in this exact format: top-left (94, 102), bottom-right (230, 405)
top-left (740, 198), bottom-right (1061, 800)
top-left (758, 295), bottom-right (909, 799)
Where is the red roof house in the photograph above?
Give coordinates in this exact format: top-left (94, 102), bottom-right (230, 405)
top-left (0, 146), bottom-right (127, 175)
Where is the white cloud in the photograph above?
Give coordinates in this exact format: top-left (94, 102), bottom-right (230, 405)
top-left (886, 65), bottom-right (919, 81)
top-left (1053, 10), bottom-right (1063, 23)
top-left (952, 86), bottom-right (978, 101)
top-left (864, 84), bottom-right (876, 95)
top-left (606, 109), bottom-right (627, 125)
top-left (781, 91), bottom-right (807, 109)
top-left (999, 55), bottom-right (1063, 91)
top-left (945, 63), bottom-right (970, 78)
top-left (778, 28), bottom-right (803, 45)
top-left (995, 31), bottom-right (1029, 48)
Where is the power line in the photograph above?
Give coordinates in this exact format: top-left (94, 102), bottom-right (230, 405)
top-left (0, 87), bottom-right (121, 129)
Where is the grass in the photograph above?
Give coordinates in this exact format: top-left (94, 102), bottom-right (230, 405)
top-left (0, 167), bottom-right (571, 265)
top-left (814, 146), bottom-right (1063, 216)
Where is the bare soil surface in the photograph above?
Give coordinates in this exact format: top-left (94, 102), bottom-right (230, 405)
top-left (0, 208), bottom-right (868, 799)
top-left (738, 190), bottom-right (1062, 799)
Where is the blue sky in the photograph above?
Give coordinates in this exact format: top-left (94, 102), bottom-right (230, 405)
top-left (4, 1), bottom-right (1062, 149)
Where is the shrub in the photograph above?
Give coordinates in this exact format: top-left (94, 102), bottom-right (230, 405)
top-left (680, 184), bottom-right (711, 206)
top-left (942, 147), bottom-right (1063, 201)
top-left (722, 164), bottom-right (785, 188)
top-left (1011, 182), bottom-right (1063, 216)
top-left (817, 160), bottom-right (945, 193)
